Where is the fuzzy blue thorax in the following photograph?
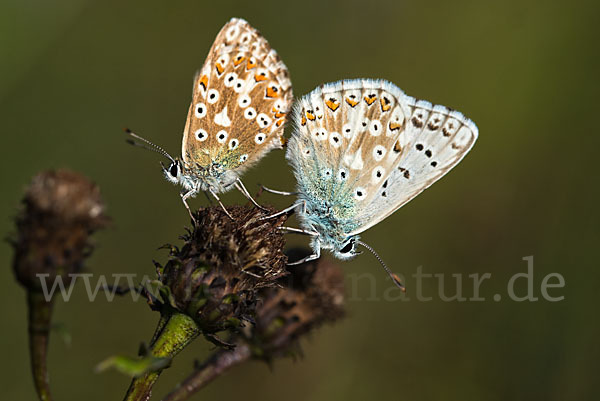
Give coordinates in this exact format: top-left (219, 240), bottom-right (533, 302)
top-left (296, 175), bottom-right (362, 260)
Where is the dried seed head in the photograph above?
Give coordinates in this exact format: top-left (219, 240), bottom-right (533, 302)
top-left (245, 248), bottom-right (346, 360)
top-left (156, 206), bottom-right (288, 334)
top-left (11, 169), bottom-right (108, 290)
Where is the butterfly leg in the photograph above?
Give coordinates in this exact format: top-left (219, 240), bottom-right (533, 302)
top-left (235, 178), bottom-right (268, 211)
top-left (209, 189), bottom-right (234, 220)
top-left (260, 200), bottom-right (303, 220)
top-left (259, 185), bottom-right (298, 196)
top-left (181, 190), bottom-right (198, 225)
top-left (277, 226), bottom-right (319, 236)
top-left (287, 245), bottom-right (320, 266)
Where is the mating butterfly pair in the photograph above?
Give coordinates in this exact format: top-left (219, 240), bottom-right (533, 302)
top-left (128, 18), bottom-right (478, 286)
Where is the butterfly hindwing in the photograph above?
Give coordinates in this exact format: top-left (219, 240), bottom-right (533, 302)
top-left (182, 18), bottom-right (292, 174)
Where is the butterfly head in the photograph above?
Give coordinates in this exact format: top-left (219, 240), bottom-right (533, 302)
top-left (161, 157), bottom-right (239, 195)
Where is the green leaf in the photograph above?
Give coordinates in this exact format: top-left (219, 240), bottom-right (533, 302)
top-left (95, 354), bottom-right (171, 378)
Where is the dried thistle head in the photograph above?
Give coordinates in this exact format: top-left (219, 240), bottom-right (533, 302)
top-left (11, 169), bottom-right (108, 290)
top-left (155, 205), bottom-right (288, 335)
top-left (245, 248), bottom-right (346, 360)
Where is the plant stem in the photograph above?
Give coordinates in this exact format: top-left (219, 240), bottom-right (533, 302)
top-left (27, 290), bottom-right (54, 401)
top-left (161, 343), bottom-right (252, 401)
top-left (123, 313), bottom-right (200, 401)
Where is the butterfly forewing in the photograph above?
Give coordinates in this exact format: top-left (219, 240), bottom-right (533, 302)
top-left (182, 18), bottom-right (292, 173)
top-left (288, 79), bottom-right (478, 236)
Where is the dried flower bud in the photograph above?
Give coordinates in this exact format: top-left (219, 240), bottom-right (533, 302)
top-left (246, 248), bottom-right (346, 360)
top-left (155, 206), bottom-right (288, 334)
top-left (160, 249), bottom-right (346, 401)
top-left (12, 169), bottom-right (108, 290)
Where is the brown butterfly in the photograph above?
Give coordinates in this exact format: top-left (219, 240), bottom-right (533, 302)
top-left (128, 18), bottom-right (293, 220)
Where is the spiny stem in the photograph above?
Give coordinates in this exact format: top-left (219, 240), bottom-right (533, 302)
top-left (27, 290), bottom-right (54, 401)
top-left (161, 344), bottom-right (252, 401)
top-left (123, 313), bottom-right (200, 401)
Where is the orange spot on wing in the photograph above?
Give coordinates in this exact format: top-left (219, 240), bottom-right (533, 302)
top-left (389, 122), bottom-right (402, 131)
top-left (233, 56), bottom-right (245, 66)
top-left (346, 98), bottom-right (358, 107)
top-left (266, 86), bottom-right (279, 98)
top-left (301, 114), bottom-right (307, 126)
top-left (272, 107), bottom-right (286, 118)
top-left (306, 111), bottom-right (316, 121)
top-left (325, 99), bottom-right (340, 111)
top-left (380, 97), bottom-right (392, 112)
top-left (198, 75), bottom-right (208, 91)
top-left (276, 119), bottom-right (285, 127)
top-left (215, 63), bottom-right (224, 75)
top-left (254, 73), bottom-right (268, 82)
top-left (247, 59), bottom-right (257, 70)
top-left (364, 94), bottom-right (377, 105)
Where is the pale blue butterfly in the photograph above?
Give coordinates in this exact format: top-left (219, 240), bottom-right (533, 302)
top-left (265, 79), bottom-right (478, 287)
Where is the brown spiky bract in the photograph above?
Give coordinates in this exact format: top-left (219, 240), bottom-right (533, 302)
top-left (155, 205), bottom-right (288, 334)
top-left (160, 250), bottom-right (346, 401)
top-left (248, 248), bottom-right (346, 360)
top-left (12, 169), bottom-right (108, 290)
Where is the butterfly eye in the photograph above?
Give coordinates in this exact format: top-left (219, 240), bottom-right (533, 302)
top-left (169, 162), bottom-right (178, 178)
top-left (339, 240), bottom-right (354, 254)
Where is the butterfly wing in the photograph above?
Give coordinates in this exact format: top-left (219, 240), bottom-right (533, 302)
top-left (182, 18), bottom-right (292, 174)
top-left (287, 79), bottom-right (477, 236)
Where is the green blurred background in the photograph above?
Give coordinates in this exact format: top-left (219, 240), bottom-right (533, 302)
top-left (1, 0), bottom-right (598, 400)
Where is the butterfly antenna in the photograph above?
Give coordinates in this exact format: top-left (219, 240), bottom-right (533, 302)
top-left (357, 240), bottom-right (405, 292)
top-left (125, 128), bottom-right (175, 163)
